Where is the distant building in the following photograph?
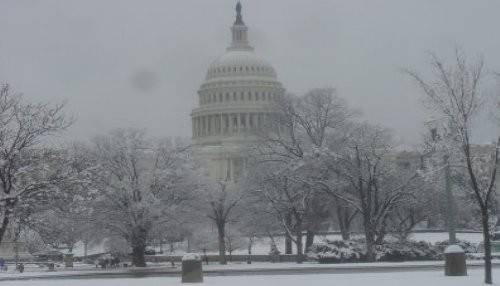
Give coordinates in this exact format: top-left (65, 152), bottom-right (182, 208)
top-left (191, 2), bottom-right (284, 181)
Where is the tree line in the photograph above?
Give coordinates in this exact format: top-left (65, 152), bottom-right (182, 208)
top-left (0, 51), bottom-right (499, 284)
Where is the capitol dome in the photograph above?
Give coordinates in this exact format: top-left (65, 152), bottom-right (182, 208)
top-left (191, 2), bottom-right (284, 182)
top-left (206, 51), bottom-right (278, 80)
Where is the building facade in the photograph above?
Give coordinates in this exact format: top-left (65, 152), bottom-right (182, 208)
top-left (191, 2), bottom-right (284, 181)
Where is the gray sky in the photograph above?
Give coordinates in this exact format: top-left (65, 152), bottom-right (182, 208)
top-left (1, 0), bottom-right (499, 145)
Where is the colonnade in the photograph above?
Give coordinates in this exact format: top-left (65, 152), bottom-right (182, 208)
top-left (192, 112), bottom-right (277, 137)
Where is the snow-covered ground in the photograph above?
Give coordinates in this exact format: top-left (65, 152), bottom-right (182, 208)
top-left (0, 269), bottom-right (495, 286)
top-left (0, 260), bottom-right (498, 280)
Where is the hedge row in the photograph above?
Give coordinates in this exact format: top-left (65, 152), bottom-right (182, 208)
top-left (307, 239), bottom-right (475, 263)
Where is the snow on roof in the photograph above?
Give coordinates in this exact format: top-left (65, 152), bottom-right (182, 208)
top-left (444, 245), bottom-right (464, 254)
top-left (182, 253), bottom-right (201, 261)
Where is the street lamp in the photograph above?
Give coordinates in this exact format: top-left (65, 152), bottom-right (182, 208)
top-left (425, 117), bottom-right (456, 244)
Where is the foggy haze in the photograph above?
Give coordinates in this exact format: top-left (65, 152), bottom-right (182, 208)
top-left (1, 0), bottom-right (499, 145)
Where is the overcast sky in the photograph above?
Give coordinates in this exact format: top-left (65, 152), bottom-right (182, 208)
top-left (1, 0), bottom-right (499, 145)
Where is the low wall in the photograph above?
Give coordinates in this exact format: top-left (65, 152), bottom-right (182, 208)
top-left (145, 254), bottom-right (301, 263)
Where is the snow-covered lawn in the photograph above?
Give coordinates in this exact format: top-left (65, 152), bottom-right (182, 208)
top-left (0, 269), bottom-right (495, 286)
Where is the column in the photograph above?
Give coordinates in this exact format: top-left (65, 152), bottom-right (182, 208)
top-left (221, 114), bottom-right (225, 134)
top-left (219, 114), bottom-right (223, 134)
top-left (237, 113), bottom-right (241, 132)
top-left (198, 117), bottom-right (202, 137)
top-left (209, 115), bottom-right (213, 135)
top-left (246, 113), bottom-right (250, 131)
top-left (201, 116), bottom-right (204, 136)
top-left (226, 158), bottom-right (232, 181)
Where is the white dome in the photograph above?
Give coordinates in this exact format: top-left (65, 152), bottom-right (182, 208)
top-left (206, 50), bottom-right (277, 80)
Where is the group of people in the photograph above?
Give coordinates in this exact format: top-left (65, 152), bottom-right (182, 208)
top-left (95, 255), bottom-right (121, 269)
top-left (0, 258), bottom-right (23, 272)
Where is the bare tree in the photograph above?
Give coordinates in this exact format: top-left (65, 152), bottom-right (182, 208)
top-left (387, 178), bottom-right (437, 242)
top-left (251, 88), bottom-right (356, 260)
top-left (0, 84), bottom-right (73, 245)
top-left (312, 123), bottom-right (420, 261)
top-left (197, 177), bottom-right (245, 264)
top-left (87, 129), bottom-right (195, 267)
top-left (406, 51), bottom-right (499, 284)
top-left (251, 162), bottom-right (312, 263)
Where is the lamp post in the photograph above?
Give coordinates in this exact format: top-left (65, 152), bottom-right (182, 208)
top-left (444, 154), bottom-right (456, 244)
top-left (426, 117), bottom-right (456, 243)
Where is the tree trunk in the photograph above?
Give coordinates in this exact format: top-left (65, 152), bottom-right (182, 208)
top-left (217, 222), bottom-right (227, 264)
top-left (364, 221), bottom-right (376, 262)
top-left (296, 230), bottom-right (304, 264)
top-left (482, 210), bottom-right (492, 284)
top-left (365, 236), bottom-right (374, 262)
top-left (285, 213), bottom-right (293, 254)
top-left (336, 200), bottom-right (351, 240)
top-left (285, 235), bottom-right (292, 254)
top-left (131, 227), bottom-right (148, 267)
top-left (0, 206), bottom-right (13, 245)
top-left (305, 230), bottom-right (315, 252)
top-left (132, 244), bottom-right (146, 267)
top-left (247, 237), bottom-right (253, 264)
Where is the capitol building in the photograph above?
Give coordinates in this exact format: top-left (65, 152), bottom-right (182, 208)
top-left (191, 2), bottom-right (284, 182)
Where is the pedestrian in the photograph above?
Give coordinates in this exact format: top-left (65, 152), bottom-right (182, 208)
top-left (18, 263), bottom-right (24, 273)
top-left (0, 257), bottom-right (4, 271)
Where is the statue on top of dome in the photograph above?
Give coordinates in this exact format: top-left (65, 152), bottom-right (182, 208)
top-left (234, 1), bottom-right (244, 25)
